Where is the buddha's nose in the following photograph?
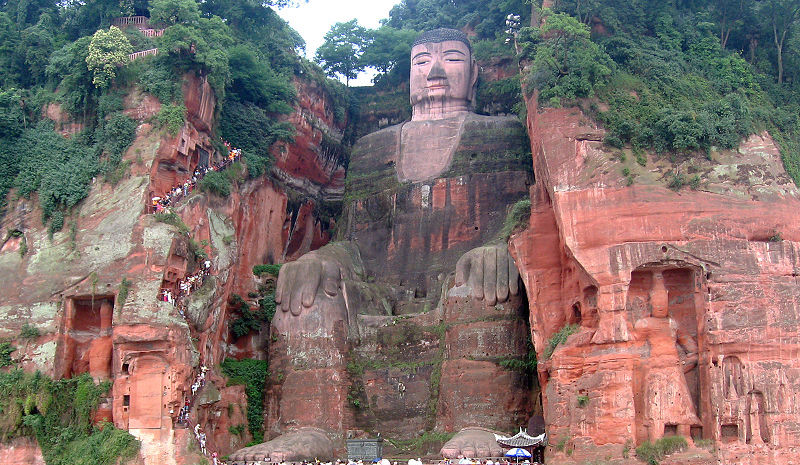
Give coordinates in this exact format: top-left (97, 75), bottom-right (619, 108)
top-left (427, 60), bottom-right (447, 81)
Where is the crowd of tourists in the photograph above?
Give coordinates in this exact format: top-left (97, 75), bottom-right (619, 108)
top-left (160, 259), bottom-right (212, 314)
top-left (149, 142), bottom-right (242, 213)
top-left (173, 361), bottom-right (230, 463)
top-left (231, 458), bottom-right (536, 465)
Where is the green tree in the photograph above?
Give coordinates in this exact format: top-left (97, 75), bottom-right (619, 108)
top-left (148, 0), bottom-right (201, 26)
top-left (86, 26), bottom-right (133, 88)
top-left (47, 35), bottom-right (95, 115)
top-left (359, 26), bottom-right (417, 82)
top-left (157, 17), bottom-right (234, 97)
top-left (755, 0), bottom-right (800, 83)
top-left (16, 15), bottom-right (55, 86)
top-left (522, 10), bottom-right (614, 102)
top-left (712, 0), bottom-right (746, 48)
top-left (227, 44), bottom-right (295, 111)
top-left (315, 19), bottom-right (369, 86)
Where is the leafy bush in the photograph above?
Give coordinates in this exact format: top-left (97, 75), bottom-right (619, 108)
top-left (668, 172), bottom-right (686, 191)
top-left (577, 394), bottom-right (589, 407)
top-left (198, 170), bottom-right (231, 197)
top-left (258, 294), bottom-right (277, 324)
top-left (544, 323), bottom-right (580, 359)
top-left (19, 324), bottom-right (39, 339)
top-left (520, 12), bottom-right (615, 103)
top-left (157, 104), bottom-right (186, 135)
top-left (219, 101), bottom-right (295, 178)
top-left (635, 436), bottom-right (688, 465)
top-left (476, 76), bottom-right (524, 116)
top-left (252, 263), bottom-right (282, 277)
top-left (138, 61), bottom-right (182, 104)
top-left (0, 342), bottom-right (15, 367)
top-left (228, 424), bottom-right (245, 436)
top-left (9, 121), bottom-right (99, 227)
top-left (0, 370), bottom-right (139, 463)
top-left (221, 358), bottom-right (268, 442)
top-left (153, 210), bottom-right (190, 234)
top-left (102, 113), bottom-right (137, 159)
top-left (499, 198), bottom-right (531, 240)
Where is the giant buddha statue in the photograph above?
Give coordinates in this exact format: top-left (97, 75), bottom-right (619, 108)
top-left (231, 29), bottom-right (534, 462)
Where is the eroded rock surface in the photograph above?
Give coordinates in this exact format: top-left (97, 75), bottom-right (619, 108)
top-left (0, 69), bottom-right (348, 464)
top-left (510, 99), bottom-right (800, 464)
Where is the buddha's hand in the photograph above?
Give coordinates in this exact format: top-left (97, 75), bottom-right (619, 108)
top-left (455, 244), bottom-right (520, 305)
top-left (275, 250), bottom-right (346, 316)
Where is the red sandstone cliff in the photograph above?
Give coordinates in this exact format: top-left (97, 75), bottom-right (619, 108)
top-left (510, 98), bottom-right (800, 464)
top-left (0, 70), bottom-right (347, 464)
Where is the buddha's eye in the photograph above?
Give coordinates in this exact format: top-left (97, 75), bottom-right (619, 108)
top-left (413, 56), bottom-right (431, 65)
top-left (445, 58), bottom-right (464, 63)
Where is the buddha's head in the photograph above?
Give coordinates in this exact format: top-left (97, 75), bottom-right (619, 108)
top-left (410, 28), bottom-right (478, 121)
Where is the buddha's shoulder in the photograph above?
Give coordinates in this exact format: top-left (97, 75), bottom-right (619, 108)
top-left (352, 123), bottom-right (403, 157)
top-left (351, 114), bottom-right (524, 153)
top-left (459, 113), bottom-right (527, 144)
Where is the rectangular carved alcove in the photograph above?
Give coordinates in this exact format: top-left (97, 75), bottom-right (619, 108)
top-left (56, 295), bottom-right (114, 380)
top-left (721, 424), bottom-right (739, 442)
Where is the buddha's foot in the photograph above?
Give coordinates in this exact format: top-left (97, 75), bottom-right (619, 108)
top-left (440, 427), bottom-right (505, 458)
top-left (229, 427), bottom-right (334, 462)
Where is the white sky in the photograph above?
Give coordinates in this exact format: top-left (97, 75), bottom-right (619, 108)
top-left (277, 0), bottom-right (401, 86)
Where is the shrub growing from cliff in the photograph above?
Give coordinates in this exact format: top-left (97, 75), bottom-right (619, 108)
top-left (499, 197), bottom-right (531, 240)
top-left (635, 436), bottom-right (688, 465)
top-left (253, 263), bottom-right (282, 277)
top-left (543, 323), bottom-right (579, 359)
top-left (198, 170), bottom-right (232, 197)
top-left (0, 370), bottom-right (139, 464)
top-left (220, 358), bottom-right (268, 443)
top-left (0, 342), bottom-right (15, 367)
top-left (157, 103), bottom-right (186, 135)
top-left (519, 12), bottom-right (614, 104)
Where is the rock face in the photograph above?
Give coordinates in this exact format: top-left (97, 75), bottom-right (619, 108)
top-left (510, 98), bottom-right (800, 463)
top-left (0, 70), bottom-right (347, 464)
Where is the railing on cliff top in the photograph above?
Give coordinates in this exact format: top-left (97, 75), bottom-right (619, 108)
top-left (112, 16), bottom-right (164, 39)
top-left (112, 15), bottom-right (150, 27)
top-left (129, 48), bottom-right (158, 61)
top-left (140, 28), bottom-right (164, 37)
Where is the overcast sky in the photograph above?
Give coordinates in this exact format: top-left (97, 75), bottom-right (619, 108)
top-left (277, 0), bottom-right (401, 86)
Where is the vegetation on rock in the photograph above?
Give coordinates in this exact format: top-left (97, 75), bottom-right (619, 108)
top-left (220, 358), bottom-right (268, 443)
top-left (0, 370), bottom-right (140, 465)
top-left (635, 435), bottom-right (688, 464)
top-left (544, 323), bottom-right (580, 359)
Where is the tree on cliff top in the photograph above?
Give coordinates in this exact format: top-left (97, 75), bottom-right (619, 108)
top-left (315, 19), bottom-right (369, 86)
top-left (359, 26), bottom-right (418, 84)
top-left (149, 0), bottom-right (201, 26)
top-left (755, 0), bottom-right (800, 84)
top-left (86, 26), bottom-right (132, 88)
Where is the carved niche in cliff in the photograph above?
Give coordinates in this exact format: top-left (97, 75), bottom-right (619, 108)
top-left (627, 264), bottom-right (706, 443)
top-left (56, 295), bottom-right (114, 381)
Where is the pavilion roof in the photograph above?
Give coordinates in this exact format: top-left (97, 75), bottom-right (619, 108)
top-left (494, 429), bottom-right (546, 447)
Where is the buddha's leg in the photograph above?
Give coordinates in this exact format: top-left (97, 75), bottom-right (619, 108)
top-left (231, 243), bottom-right (361, 462)
top-left (438, 250), bottom-right (532, 458)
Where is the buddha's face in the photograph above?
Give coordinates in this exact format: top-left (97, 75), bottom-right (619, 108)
top-left (409, 40), bottom-right (478, 120)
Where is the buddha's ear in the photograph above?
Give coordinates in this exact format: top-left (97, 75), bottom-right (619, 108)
top-left (468, 58), bottom-right (479, 103)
